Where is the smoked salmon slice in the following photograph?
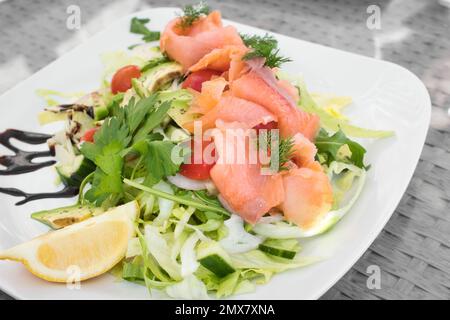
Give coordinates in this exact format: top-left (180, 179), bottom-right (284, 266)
top-left (185, 96), bottom-right (277, 132)
top-left (188, 77), bottom-right (228, 116)
top-left (291, 132), bottom-right (317, 167)
top-left (231, 65), bottom-right (320, 140)
top-left (279, 161), bottom-right (333, 229)
top-left (210, 122), bottom-right (284, 223)
top-left (189, 45), bottom-right (249, 81)
top-left (160, 11), bottom-right (243, 71)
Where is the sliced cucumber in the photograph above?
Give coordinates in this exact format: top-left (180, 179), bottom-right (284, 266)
top-left (197, 241), bottom-right (235, 278)
top-left (258, 239), bottom-right (300, 260)
top-left (31, 204), bottom-right (104, 229)
top-left (56, 155), bottom-right (95, 187)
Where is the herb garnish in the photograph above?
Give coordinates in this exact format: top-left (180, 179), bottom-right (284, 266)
top-left (80, 95), bottom-right (179, 206)
top-left (130, 17), bottom-right (160, 42)
top-left (241, 34), bottom-right (292, 68)
top-left (177, 1), bottom-right (210, 29)
top-left (259, 130), bottom-right (295, 172)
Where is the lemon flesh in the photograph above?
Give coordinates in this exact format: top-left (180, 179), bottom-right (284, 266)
top-left (0, 201), bottom-right (139, 283)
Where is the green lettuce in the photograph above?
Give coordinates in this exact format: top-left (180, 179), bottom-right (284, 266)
top-left (277, 71), bottom-right (394, 138)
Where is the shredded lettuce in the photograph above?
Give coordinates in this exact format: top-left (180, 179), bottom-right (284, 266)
top-left (144, 224), bottom-right (182, 280)
top-left (174, 206), bottom-right (195, 239)
top-left (219, 215), bottom-right (263, 254)
top-left (277, 71), bottom-right (394, 138)
top-left (253, 161), bottom-right (366, 238)
top-left (36, 89), bottom-right (85, 106)
top-left (310, 92), bottom-right (352, 121)
top-left (151, 180), bottom-right (175, 227)
top-left (216, 272), bottom-right (240, 298)
top-left (231, 250), bottom-right (318, 273)
top-left (180, 233), bottom-right (200, 277)
top-left (165, 274), bottom-right (210, 299)
top-left (100, 50), bottom-right (148, 83)
top-left (125, 237), bottom-right (142, 258)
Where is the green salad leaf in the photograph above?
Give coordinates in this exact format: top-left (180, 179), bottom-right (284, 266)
top-left (315, 128), bottom-right (367, 169)
top-left (124, 179), bottom-right (230, 216)
top-left (130, 17), bottom-right (160, 42)
top-left (143, 140), bottom-right (181, 186)
top-left (276, 71), bottom-right (395, 138)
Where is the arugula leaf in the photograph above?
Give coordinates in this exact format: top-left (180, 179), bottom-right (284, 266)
top-left (177, 1), bottom-right (210, 29)
top-left (241, 34), bottom-right (291, 68)
top-left (130, 17), bottom-right (160, 42)
top-left (143, 141), bottom-right (181, 186)
top-left (315, 129), bottom-right (367, 168)
top-left (193, 190), bottom-right (223, 208)
top-left (124, 179), bottom-right (230, 216)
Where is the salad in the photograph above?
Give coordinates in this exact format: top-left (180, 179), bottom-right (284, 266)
top-left (0, 3), bottom-right (393, 299)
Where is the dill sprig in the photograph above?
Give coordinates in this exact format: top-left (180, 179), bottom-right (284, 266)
top-left (241, 34), bottom-right (292, 68)
top-left (177, 2), bottom-right (210, 29)
top-left (259, 130), bottom-right (295, 171)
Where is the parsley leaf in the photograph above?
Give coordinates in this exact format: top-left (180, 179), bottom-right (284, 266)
top-left (143, 140), bottom-right (181, 186)
top-left (130, 17), bottom-right (160, 42)
top-left (177, 1), bottom-right (210, 29)
top-left (80, 117), bottom-right (131, 205)
top-left (241, 34), bottom-right (292, 68)
top-left (315, 128), bottom-right (367, 168)
top-left (133, 100), bottom-right (171, 143)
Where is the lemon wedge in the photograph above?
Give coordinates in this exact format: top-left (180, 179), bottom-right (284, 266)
top-left (0, 201), bottom-right (139, 283)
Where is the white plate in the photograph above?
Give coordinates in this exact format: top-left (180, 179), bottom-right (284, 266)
top-left (0, 7), bottom-right (430, 300)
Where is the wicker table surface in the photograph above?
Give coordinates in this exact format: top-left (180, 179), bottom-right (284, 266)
top-left (0, 0), bottom-right (449, 300)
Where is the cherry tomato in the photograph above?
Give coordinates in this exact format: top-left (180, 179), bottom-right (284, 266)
top-left (253, 121), bottom-right (278, 134)
top-left (254, 122), bottom-right (278, 158)
top-left (181, 69), bottom-right (222, 92)
top-left (179, 139), bottom-right (216, 180)
top-left (111, 65), bottom-right (141, 94)
top-left (80, 127), bottom-right (99, 143)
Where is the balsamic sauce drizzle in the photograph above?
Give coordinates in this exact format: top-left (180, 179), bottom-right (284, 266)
top-left (0, 129), bottom-right (79, 205)
top-left (0, 129), bottom-right (55, 175)
top-left (0, 186), bottom-right (79, 205)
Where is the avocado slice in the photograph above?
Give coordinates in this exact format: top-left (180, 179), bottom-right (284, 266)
top-left (142, 62), bottom-right (183, 93)
top-left (31, 204), bottom-right (104, 229)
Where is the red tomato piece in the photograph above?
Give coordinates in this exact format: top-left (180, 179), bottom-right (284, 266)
top-left (111, 65), bottom-right (141, 94)
top-left (181, 69), bottom-right (222, 92)
top-left (253, 121), bottom-right (278, 134)
top-left (179, 139), bottom-right (216, 180)
top-left (80, 127), bottom-right (99, 143)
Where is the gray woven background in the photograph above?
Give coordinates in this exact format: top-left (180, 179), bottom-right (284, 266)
top-left (0, 0), bottom-right (449, 300)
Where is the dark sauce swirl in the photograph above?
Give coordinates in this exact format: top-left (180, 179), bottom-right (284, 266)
top-left (0, 129), bottom-right (79, 205)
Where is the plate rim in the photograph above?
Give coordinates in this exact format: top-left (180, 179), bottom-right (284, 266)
top-left (0, 6), bottom-right (431, 300)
